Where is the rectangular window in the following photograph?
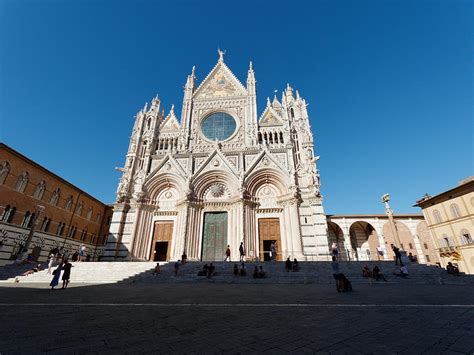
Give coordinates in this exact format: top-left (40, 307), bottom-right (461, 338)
top-left (424, 243), bottom-right (428, 249)
top-left (425, 255), bottom-right (430, 262)
top-left (408, 243), bottom-right (413, 249)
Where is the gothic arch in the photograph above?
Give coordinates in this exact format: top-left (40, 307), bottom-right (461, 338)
top-left (245, 168), bottom-right (290, 197)
top-left (383, 221), bottom-right (416, 258)
top-left (145, 173), bottom-right (186, 203)
top-left (416, 220), bottom-right (438, 264)
top-left (192, 169), bottom-right (239, 200)
top-left (327, 221), bottom-right (346, 260)
top-left (349, 221), bottom-right (379, 261)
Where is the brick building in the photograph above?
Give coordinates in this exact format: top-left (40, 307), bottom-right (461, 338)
top-left (0, 143), bottom-right (113, 265)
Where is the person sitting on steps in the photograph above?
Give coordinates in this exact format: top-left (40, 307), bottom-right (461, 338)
top-left (233, 264), bottom-right (239, 276)
top-left (393, 265), bottom-right (409, 279)
top-left (253, 266), bottom-right (259, 279)
top-left (258, 265), bottom-right (266, 278)
top-left (372, 265), bottom-right (387, 281)
top-left (285, 257), bottom-right (292, 272)
top-left (22, 264), bottom-right (43, 276)
top-left (362, 266), bottom-right (372, 278)
top-left (446, 262), bottom-right (460, 275)
top-left (198, 264), bottom-right (209, 276)
top-left (207, 263), bottom-right (216, 278)
top-left (240, 263), bottom-right (247, 276)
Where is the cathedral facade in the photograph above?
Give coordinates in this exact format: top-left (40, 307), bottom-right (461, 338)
top-left (104, 52), bottom-right (329, 262)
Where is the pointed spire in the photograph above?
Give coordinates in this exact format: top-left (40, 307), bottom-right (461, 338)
top-left (296, 90), bottom-right (301, 100)
top-left (249, 61), bottom-right (253, 71)
top-left (191, 65), bottom-right (195, 77)
top-left (266, 97), bottom-right (271, 107)
top-left (143, 102), bottom-right (148, 112)
top-left (170, 104), bottom-right (174, 114)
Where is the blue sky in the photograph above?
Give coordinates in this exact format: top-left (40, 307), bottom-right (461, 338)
top-left (1, 0), bottom-right (472, 213)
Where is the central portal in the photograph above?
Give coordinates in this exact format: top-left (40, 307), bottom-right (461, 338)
top-left (201, 212), bottom-right (228, 261)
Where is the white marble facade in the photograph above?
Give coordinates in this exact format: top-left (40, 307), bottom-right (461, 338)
top-left (103, 52), bottom-right (328, 262)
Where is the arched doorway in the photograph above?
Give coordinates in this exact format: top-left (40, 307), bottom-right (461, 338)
top-left (383, 221), bottom-right (416, 261)
top-left (416, 221), bottom-right (438, 265)
top-left (327, 221), bottom-right (347, 260)
top-left (349, 221), bottom-right (379, 261)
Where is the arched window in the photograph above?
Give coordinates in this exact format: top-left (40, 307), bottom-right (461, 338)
top-left (450, 203), bottom-right (461, 219)
top-left (258, 132), bottom-right (263, 144)
top-left (33, 180), bottom-right (46, 200)
top-left (57, 222), bottom-right (65, 236)
top-left (95, 213), bottom-right (102, 223)
top-left (40, 217), bottom-right (51, 232)
top-left (0, 161), bottom-right (10, 184)
top-left (76, 201), bottom-right (83, 216)
top-left (279, 132), bottom-right (284, 143)
top-left (50, 188), bottom-right (61, 206)
top-left (433, 209), bottom-right (443, 224)
top-left (15, 172), bottom-right (29, 193)
top-left (290, 108), bottom-right (295, 119)
top-left (21, 211), bottom-right (31, 227)
top-left (80, 228), bottom-right (87, 241)
top-left (86, 207), bottom-right (93, 220)
top-left (460, 229), bottom-right (472, 245)
top-left (64, 196), bottom-right (73, 211)
top-left (1, 205), bottom-right (16, 223)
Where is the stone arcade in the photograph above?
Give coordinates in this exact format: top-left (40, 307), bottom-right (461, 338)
top-left (103, 52), bottom-right (328, 262)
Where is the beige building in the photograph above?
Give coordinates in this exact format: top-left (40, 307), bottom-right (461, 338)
top-left (415, 177), bottom-right (474, 274)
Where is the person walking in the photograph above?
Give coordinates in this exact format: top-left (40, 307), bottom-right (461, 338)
top-left (62, 259), bottom-right (72, 289)
top-left (376, 245), bottom-right (384, 261)
top-left (224, 245), bottom-right (231, 262)
top-left (391, 244), bottom-right (403, 266)
top-left (50, 262), bottom-right (62, 290)
top-left (78, 244), bottom-right (86, 262)
top-left (239, 242), bottom-right (245, 262)
top-left (331, 242), bottom-right (338, 259)
top-left (47, 253), bottom-right (55, 274)
top-left (331, 256), bottom-right (343, 292)
top-left (174, 260), bottom-right (180, 276)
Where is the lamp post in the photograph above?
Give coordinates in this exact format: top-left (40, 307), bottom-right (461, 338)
top-left (16, 205), bottom-right (45, 262)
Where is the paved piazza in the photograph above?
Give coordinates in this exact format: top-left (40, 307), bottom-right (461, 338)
top-left (0, 283), bottom-right (473, 354)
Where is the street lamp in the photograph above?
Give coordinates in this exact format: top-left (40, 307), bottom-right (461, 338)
top-left (16, 205), bottom-right (45, 262)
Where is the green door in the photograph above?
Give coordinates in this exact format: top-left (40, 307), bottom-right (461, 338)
top-left (202, 212), bottom-right (228, 261)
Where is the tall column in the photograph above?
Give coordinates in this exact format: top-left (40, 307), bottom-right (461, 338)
top-left (289, 201), bottom-right (304, 259)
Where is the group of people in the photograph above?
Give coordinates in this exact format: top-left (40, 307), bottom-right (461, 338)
top-left (49, 256), bottom-right (72, 290)
top-left (362, 265), bottom-right (388, 281)
top-left (224, 242), bottom-right (248, 262)
top-left (285, 257), bottom-right (299, 272)
top-left (234, 263), bottom-right (247, 276)
top-left (197, 263), bottom-right (217, 278)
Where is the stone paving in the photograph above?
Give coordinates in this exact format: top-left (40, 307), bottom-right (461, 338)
top-left (0, 283), bottom-right (473, 354)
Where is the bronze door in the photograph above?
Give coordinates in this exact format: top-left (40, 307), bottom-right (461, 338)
top-left (202, 212), bottom-right (228, 261)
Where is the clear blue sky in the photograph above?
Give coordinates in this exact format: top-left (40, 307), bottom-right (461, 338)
top-left (1, 0), bottom-right (472, 214)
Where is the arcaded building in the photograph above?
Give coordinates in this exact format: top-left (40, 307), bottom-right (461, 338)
top-left (104, 52), bottom-right (327, 262)
top-left (0, 143), bottom-right (113, 265)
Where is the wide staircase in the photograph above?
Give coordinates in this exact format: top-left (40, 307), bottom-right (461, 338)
top-left (1, 260), bottom-right (472, 285)
top-left (131, 261), bottom-right (474, 285)
top-left (0, 262), bottom-right (156, 285)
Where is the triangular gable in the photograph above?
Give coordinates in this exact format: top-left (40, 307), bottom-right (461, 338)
top-left (193, 60), bottom-right (247, 100)
top-left (160, 106), bottom-right (180, 131)
top-left (192, 149), bottom-right (240, 181)
top-left (244, 149), bottom-right (290, 178)
top-left (258, 106), bottom-right (284, 127)
top-left (145, 155), bottom-right (188, 184)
